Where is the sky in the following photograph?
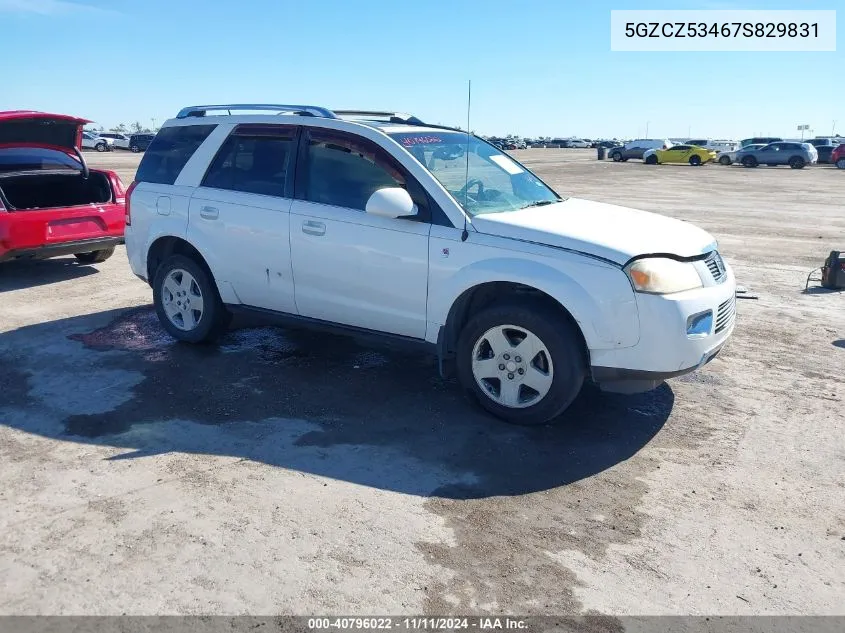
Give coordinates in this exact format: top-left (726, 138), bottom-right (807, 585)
top-left (0, 0), bottom-right (841, 139)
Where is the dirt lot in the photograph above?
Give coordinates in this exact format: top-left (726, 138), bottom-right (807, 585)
top-left (1, 149), bottom-right (843, 618)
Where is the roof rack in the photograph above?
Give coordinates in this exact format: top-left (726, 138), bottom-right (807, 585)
top-left (175, 104), bottom-right (338, 119)
top-left (333, 110), bottom-right (425, 125)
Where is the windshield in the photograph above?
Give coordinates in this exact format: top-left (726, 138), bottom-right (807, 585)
top-left (389, 131), bottom-right (561, 216)
top-left (0, 147), bottom-right (81, 173)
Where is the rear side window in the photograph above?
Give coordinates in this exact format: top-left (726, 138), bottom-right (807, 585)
top-left (301, 129), bottom-right (405, 211)
top-left (135, 124), bottom-right (216, 185)
top-left (202, 125), bottom-right (296, 197)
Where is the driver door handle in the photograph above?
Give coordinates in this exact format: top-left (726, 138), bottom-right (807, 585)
top-left (302, 220), bottom-right (326, 236)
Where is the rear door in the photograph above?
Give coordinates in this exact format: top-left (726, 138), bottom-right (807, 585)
top-left (187, 124), bottom-right (299, 314)
top-left (288, 127), bottom-right (430, 338)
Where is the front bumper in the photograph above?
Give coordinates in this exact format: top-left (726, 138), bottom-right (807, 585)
top-left (590, 264), bottom-right (737, 393)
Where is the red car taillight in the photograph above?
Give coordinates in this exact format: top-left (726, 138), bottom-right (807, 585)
top-left (125, 180), bottom-right (138, 226)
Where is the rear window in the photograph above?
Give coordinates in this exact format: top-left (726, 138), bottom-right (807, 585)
top-left (0, 147), bottom-right (81, 173)
top-left (202, 125), bottom-right (296, 197)
top-left (135, 125), bottom-right (216, 185)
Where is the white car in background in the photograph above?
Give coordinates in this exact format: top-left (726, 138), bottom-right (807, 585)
top-left (80, 131), bottom-right (110, 152)
top-left (717, 143), bottom-right (765, 165)
top-left (98, 132), bottom-right (131, 149)
top-left (567, 138), bottom-right (590, 148)
top-left (687, 139), bottom-right (739, 154)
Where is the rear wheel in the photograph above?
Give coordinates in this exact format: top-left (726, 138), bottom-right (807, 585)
top-left (74, 248), bottom-right (114, 264)
top-left (789, 156), bottom-right (805, 169)
top-left (152, 254), bottom-right (230, 343)
top-left (95, 142), bottom-right (107, 152)
top-left (645, 154), bottom-right (658, 165)
top-left (741, 156), bottom-right (758, 167)
top-left (456, 300), bottom-right (585, 426)
top-left (611, 151), bottom-right (623, 162)
top-left (689, 155), bottom-right (702, 166)
top-left (719, 155), bottom-right (731, 165)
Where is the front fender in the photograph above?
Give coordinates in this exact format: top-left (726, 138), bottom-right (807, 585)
top-left (427, 256), bottom-right (640, 350)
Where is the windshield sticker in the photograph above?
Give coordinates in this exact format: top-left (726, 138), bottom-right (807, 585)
top-left (490, 154), bottom-right (524, 175)
top-left (399, 135), bottom-right (443, 147)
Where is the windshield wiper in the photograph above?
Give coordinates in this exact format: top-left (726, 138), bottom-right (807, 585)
top-left (520, 200), bottom-right (555, 209)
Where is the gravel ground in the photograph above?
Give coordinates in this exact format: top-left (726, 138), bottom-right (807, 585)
top-left (0, 149), bottom-right (843, 619)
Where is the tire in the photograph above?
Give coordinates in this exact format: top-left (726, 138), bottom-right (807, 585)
top-left (789, 156), bottom-right (805, 169)
top-left (74, 247), bottom-right (115, 264)
top-left (130, 145), bottom-right (140, 153)
top-left (645, 154), bottom-right (658, 165)
top-left (836, 158), bottom-right (845, 169)
top-left (456, 300), bottom-right (586, 426)
top-left (610, 151), bottom-right (623, 162)
top-left (741, 156), bottom-right (758, 167)
top-left (689, 155), bottom-right (702, 166)
top-left (95, 142), bottom-right (107, 152)
top-left (152, 254), bottom-right (230, 343)
top-left (718, 155), bottom-right (731, 165)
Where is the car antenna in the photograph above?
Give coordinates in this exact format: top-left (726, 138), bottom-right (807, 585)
top-left (461, 79), bottom-right (471, 242)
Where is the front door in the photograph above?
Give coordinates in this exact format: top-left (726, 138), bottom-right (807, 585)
top-left (288, 128), bottom-right (430, 338)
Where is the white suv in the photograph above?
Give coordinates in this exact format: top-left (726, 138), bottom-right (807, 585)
top-left (124, 103), bottom-right (736, 425)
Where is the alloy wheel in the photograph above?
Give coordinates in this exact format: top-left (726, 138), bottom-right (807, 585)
top-left (161, 268), bottom-right (205, 331)
top-left (471, 324), bottom-right (554, 409)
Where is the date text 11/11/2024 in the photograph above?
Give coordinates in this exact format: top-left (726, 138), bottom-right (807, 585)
top-left (307, 617), bottom-right (528, 630)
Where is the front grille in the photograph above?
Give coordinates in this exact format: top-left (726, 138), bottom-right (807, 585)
top-left (715, 295), bottom-right (736, 333)
top-left (705, 251), bottom-right (727, 283)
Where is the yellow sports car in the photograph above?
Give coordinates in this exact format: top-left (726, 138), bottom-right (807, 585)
top-left (643, 144), bottom-right (718, 166)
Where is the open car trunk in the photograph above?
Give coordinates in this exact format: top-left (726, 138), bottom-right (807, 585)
top-left (0, 172), bottom-right (112, 211)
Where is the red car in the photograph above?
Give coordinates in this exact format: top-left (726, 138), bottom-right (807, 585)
top-left (832, 143), bottom-right (845, 170)
top-left (0, 111), bottom-right (126, 264)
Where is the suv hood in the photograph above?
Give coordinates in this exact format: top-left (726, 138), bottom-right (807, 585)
top-left (0, 111), bottom-right (89, 152)
top-left (471, 197), bottom-right (716, 265)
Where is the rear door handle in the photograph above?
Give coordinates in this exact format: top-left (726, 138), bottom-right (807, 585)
top-left (199, 205), bottom-right (219, 220)
top-left (302, 220), bottom-right (326, 236)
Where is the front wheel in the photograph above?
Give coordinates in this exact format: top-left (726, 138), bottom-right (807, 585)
top-left (456, 301), bottom-right (586, 425)
top-left (689, 155), bottom-right (702, 166)
top-left (74, 247), bottom-right (115, 263)
top-left (130, 145), bottom-right (140, 153)
top-left (789, 156), bottom-right (805, 169)
top-left (836, 158), bottom-right (845, 169)
top-left (645, 154), bottom-right (658, 165)
top-left (95, 142), bottom-right (107, 152)
top-left (152, 255), bottom-right (230, 343)
top-left (741, 156), bottom-right (758, 167)
top-left (719, 155), bottom-right (731, 165)
top-left (611, 151), bottom-right (623, 162)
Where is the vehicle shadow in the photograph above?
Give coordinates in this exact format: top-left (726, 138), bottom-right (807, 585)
top-left (0, 256), bottom-right (99, 292)
top-left (1, 307), bottom-right (674, 499)
top-left (834, 339), bottom-right (845, 349)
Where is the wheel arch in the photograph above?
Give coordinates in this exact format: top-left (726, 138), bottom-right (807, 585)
top-left (438, 281), bottom-right (592, 372)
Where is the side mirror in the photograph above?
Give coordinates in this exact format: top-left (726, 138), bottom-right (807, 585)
top-left (365, 187), bottom-right (418, 219)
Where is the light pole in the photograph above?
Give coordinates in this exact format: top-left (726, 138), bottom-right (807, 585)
top-left (645, 121), bottom-right (650, 138)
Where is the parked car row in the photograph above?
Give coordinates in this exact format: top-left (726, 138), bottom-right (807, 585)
top-left (606, 137), bottom-right (842, 169)
top-left (80, 131), bottom-right (156, 153)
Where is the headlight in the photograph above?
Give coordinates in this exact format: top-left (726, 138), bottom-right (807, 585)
top-left (625, 257), bottom-right (703, 294)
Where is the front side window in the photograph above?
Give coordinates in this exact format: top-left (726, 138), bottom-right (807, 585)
top-left (202, 125), bottom-right (296, 197)
top-left (389, 131), bottom-right (560, 217)
top-left (303, 130), bottom-right (405, 210)
top-left (136, 124), bottom-right (216, 185)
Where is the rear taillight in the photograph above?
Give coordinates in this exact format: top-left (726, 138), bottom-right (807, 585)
top-left (125, 180), bottom-right (138, 226)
